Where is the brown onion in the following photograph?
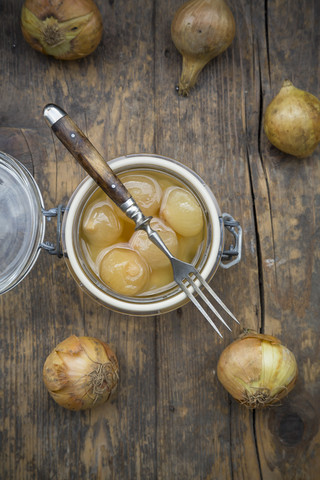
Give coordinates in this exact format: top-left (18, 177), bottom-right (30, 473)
top-left (43, 335), bottom-right (119, 410)
top-left (21, 0), bottom-right (103, 60)
top-left (263, 80), bottom-right (320, 158)
top-left (217, 332), bottom-right (298, 408)
top-left (171, 0), bottom-right (235, 96)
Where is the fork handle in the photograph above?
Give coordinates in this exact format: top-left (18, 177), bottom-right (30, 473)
top-left (43, 105), bottom-right (175, 251)
top-left (43, 104), bottom-right (131, 208)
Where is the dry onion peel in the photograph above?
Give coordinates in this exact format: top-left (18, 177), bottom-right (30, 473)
top-left (217, 332), bottom-right (298, 408)
top-left (43, 335), bottom-right (119, 410)
top-left (21, 0), bottom-right (103, 60)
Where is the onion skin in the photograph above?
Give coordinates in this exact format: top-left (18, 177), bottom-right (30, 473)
top-left (263, 80), bottom-right (320, 158)
top-left (43, 335), bottom-right (119, 410)
top-left (217, 332), bottom-right (298, 408)
top-left (171, 0), bottom-right (235, 96)
top-left (21, 0), bottom-right (103, 60)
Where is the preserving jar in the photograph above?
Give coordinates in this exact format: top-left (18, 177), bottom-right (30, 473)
top-left (0, 152), bottom-right (242, 315)
top-left (0, 151), bottom-right (46, 294)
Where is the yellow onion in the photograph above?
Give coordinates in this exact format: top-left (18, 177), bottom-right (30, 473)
top-left (217, 332), bottom-right (298, 408)
top-left (21, 0), bottom-right (103, 60)
top-left (43, 335), bottom-right (119, 410)
top-left (171, 0), bottom-right (235, 96)
top-left (263, 80), bottom-right (320, 158)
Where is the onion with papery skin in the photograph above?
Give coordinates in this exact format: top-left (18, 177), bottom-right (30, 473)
top-left (264, 80), bottom-right (320, 158)
top-left (217, 332), bottom-right (298, 408)
top-left (43, 335), bottom-right (119, 410)
top-left (171, 0), bottom-right (235, 96)
top-left (21, 0), bottom-right (103, 60)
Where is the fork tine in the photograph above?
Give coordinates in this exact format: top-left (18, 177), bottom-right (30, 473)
top-left (141, 225), bottom-right (238, 335)
top-left (187, 276), bottom-right (232, 332)
top-left (178, 281), bottom-right (223, 337)
top-left (192, 270), bottom-right (239, 324)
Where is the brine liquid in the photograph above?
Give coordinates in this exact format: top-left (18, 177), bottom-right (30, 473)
top-left (79, 169), bottom-right (206, 297)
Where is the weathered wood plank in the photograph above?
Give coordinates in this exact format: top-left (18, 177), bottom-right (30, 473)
top-left (0, 0), bottom-right (319, 478)
top-left (1, 0), bottom-right (158, 478)
top-left (154, 1), bottom-right (262, 478)
top-left (250, 0), bottom-right (320, 478)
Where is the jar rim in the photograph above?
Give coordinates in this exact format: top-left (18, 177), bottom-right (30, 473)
top-left (62, 154), bottom-right (222, 315)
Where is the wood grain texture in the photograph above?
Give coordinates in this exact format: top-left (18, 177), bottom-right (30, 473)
top-left (252, 0), bottom-right (320, 478)
top-left (0, 0), bottom-right (319, 479)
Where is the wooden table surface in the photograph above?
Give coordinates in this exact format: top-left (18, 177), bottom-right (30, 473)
top-left (1, 1), bottom-right (319, 479)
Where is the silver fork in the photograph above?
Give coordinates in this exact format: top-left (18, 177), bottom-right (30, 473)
top-left (139, 219), bottom-right (239, 337)
top-left (43, 104), bottom-right (239, 337)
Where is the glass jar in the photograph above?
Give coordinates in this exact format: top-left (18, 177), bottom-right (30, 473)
top-left (61, 154), bottom-right (242, 316)
top-left (0, 151), bottom-right (241, 313)
top-left (0, 152), bottom-right (46, 294)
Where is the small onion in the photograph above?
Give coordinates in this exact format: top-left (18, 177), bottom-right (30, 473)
top-left (217, 332), bottom-right (298, 408)
top-left (171, 0), bottom-right (236, 96)
top-left (21, 0), bottom-right (103, 60)
top-left (263, 80), bottom-right (320, 158)
top-left (43, 335), bottom-right (119, 410)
